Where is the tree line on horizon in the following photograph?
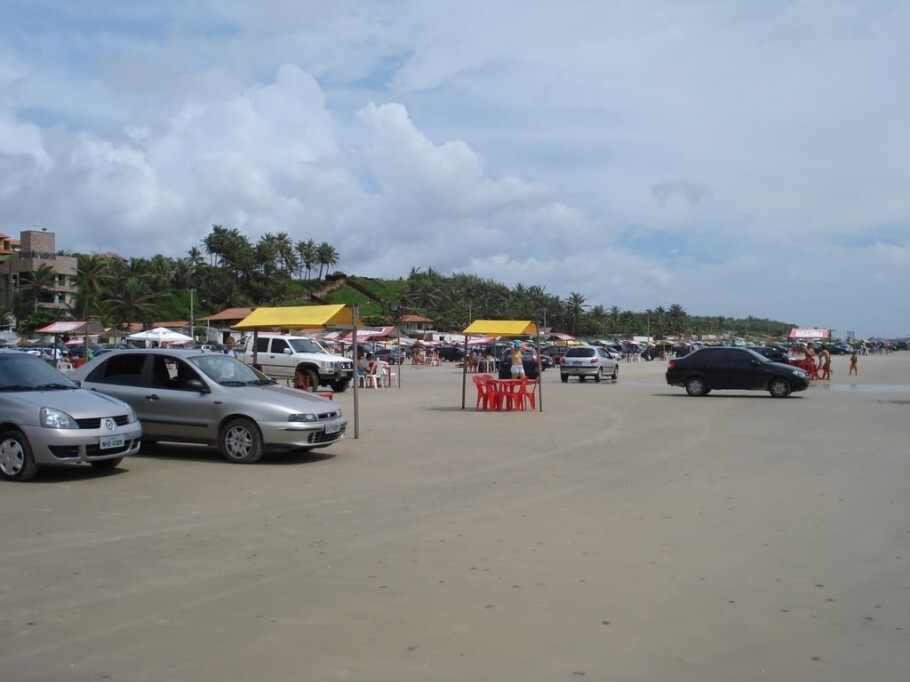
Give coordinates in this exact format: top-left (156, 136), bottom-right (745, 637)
top-left (4, 224), bottom-right (795, 340)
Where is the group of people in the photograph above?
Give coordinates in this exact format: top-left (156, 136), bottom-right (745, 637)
top-left (788, 344), bottom-right (861, 379)
top-left (466, 349), bottom-right (496, 372)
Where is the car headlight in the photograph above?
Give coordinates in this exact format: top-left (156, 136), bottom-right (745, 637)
top-left (40, 407), bottom-right (77, 429)
top-left (792, 369), bottom-right (808, 378)
top-left (288, 413), bottom-right (318, 423)
top-left (125, 405), bottom-right (138, 423)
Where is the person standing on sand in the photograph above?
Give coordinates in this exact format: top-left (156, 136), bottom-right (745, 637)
top-left (510, 341), bottom-right (526, 378)
top-left (819, 346), bottom-right (832, 380)
top-left (849, 352), bottom-right (858, 375)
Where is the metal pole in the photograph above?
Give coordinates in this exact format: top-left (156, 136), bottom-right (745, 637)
top-left (536, 323), bottom-right (543, 411)
top-left (461, 332), bottom-right (468, 409)
top-left (352, 305), bottom-right (359, 439)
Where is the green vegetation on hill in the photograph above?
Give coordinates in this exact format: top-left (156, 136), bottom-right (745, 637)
top-left (6, 224), bottom-right (799, 341)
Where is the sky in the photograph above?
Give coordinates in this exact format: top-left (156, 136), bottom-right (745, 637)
top-left (1, 1), bottom-right (908, 339)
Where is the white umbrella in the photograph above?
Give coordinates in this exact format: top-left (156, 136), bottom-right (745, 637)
top-left (127, 327), bottom-right (193, 343)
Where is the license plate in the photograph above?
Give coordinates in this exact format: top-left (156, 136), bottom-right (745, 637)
top-left (99, 435), bottom-right (124, 450)
top-left (324, 421), bottom-right (342, 434)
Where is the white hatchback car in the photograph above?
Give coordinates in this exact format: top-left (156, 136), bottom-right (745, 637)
top-left (560, 345), bottom-right (620, 383)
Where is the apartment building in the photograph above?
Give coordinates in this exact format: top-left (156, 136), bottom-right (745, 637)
top-left (0, 229), bottom-right (77, 313)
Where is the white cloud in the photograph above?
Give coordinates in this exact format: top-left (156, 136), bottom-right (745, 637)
top-left (0, 0), bottom-right (907, 337)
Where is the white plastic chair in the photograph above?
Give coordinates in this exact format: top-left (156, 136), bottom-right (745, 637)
top-left (365, 362), bottom-right (384, 388)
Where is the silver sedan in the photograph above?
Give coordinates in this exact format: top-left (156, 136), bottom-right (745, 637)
top-left (560, 345), bottom-right (620, 383)
top-left (1, 349), bottom-right (141, 481)
top-left (70, 349), bottom-right (347, 464)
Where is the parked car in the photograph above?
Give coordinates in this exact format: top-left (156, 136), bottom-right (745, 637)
top-left (560, 345), bottom-right (619, 383)
top-left (665, 347), bottom-right (810, 398)
top-left (437, 345), bottom-right (466, 362)
top-left (746, 345), bottom-right (788, 363)
top-left (373, 347), bottom-right (410, 364)
top-left (237, 333), bottom-right (355, 392)
top-left (0, 349), bottom-right (141, 481)
top-left (497, 347), bottom-right (542, 380)
top-left (540, 345), bottom-right (571, 365)
top-left (70, 349), bottom-right (347, 463)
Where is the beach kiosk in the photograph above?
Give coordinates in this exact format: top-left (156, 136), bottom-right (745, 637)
top-left (460, 320), bottom-right (542, 411)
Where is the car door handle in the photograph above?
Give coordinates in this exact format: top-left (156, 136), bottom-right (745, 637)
top-left (145, 393), bottom-right (161, 401)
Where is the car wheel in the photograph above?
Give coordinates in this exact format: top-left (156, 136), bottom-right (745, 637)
top-left (219, 418), bottom-right (264, 464)
top-left (561, 374), bottom-right (569, 383)
top-left (330, 378), bottom-right (349, 392)
top-left (0, 429), bottom-right (39, 482)
top-left (685, 376), bottom-right (708, 396)
top-left (611, 366), bottom-right (619, 382)
top-left (90, 457), bottom-right (123, 470)
top-left (594, 368), bottom-right (602, 383)
top-left (769, 378), bottom-right (791, 398)
top-left (295, 367), bottom-right (319, 391)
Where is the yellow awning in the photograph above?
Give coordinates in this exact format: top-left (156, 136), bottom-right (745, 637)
top-left (461, 320), bottom-right (539, 336)
top-left (232, 304), bottom-right (363, 331)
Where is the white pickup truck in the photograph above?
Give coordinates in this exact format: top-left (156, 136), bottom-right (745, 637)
top-left (237, 333), bottom-right (355, 392)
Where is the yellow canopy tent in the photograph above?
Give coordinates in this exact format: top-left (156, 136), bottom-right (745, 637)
top-left (462, 320), bottom-right (539, 337)
top-left (233, 304), bottom-right (366, 438)
top-left (459, 320), bottom-right (542, 411)
top-left (233, 304), bottom-right (361, 330)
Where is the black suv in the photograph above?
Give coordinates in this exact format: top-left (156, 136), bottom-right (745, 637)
top-left (666, 347), bottom-right (811, 398)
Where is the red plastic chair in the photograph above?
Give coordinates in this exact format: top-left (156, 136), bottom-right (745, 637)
top-left (496, 378), bottom-right (526, 411)
top-left (472, 375), bottom-right (494, 411)
top-left (518, 378), bottom-right (538, 410)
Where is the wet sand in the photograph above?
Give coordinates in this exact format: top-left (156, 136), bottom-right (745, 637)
top-left (1, 351), bottom-right (908, 681)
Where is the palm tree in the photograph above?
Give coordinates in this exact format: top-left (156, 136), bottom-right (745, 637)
top-left (72, 253), bottom-right (111, 319)
top-left (296, 239), bottom-right (317, 279)
top-left (105, 277), bottom-right (158, 329)
top-left (316, 242), bottom-right (339, 279)
top-left (564, 292), bottom-right (587, 336)
top-left (23, 263), bottom-right (58, 312)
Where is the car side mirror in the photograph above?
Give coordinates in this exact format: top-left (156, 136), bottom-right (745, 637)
top-left (283, 348), bottom-right (293, 355)
top-left (185, 378), bottom-right (210, 393)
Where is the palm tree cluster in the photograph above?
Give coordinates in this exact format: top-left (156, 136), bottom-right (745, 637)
top-left (397, 269), bottom-right (793, 339)
top-left (5, 223), bottom-right (793, 340)
top-left (4, 225), bottom-right (343, 334)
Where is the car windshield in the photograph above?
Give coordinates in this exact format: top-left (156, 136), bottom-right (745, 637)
top-left (189, 354), bottom-right (274, 385)
top-left (288, 338), bottom-right (327, 354)
top-left (0, 353), bottom-right (78, 391)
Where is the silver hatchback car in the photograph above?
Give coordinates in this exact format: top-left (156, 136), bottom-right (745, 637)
top-left (70, 349), bottom-right (347, 464)
top-left (0, 349), bottom-right (141, 481)
top-left (560, 345), bottom-right (620, 383)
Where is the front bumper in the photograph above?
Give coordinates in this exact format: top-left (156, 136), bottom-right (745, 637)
top-left (26, 422), bottom-right (143, 464)
top-left (259, 418), bottom-right (348, 451)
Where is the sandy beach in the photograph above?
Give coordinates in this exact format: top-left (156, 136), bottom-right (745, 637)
top-left (1, 351), bottom-right (908, 681)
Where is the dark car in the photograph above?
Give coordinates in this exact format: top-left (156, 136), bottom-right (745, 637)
top-left (437, 345), bottom-right (465, 362)
top-left (373, 347), bottom-right (410, 364)
top-left (746, 345), bottom-right (788, 363)
top-left (540, 345), bottom-right (571, 365)
top-left (666, 347), bottom-right (810, 398)
top-left (498, 348), bottom-right (542, 380)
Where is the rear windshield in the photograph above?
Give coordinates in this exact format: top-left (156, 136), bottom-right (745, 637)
top-left (565, 348), bottom-right (595, 358)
